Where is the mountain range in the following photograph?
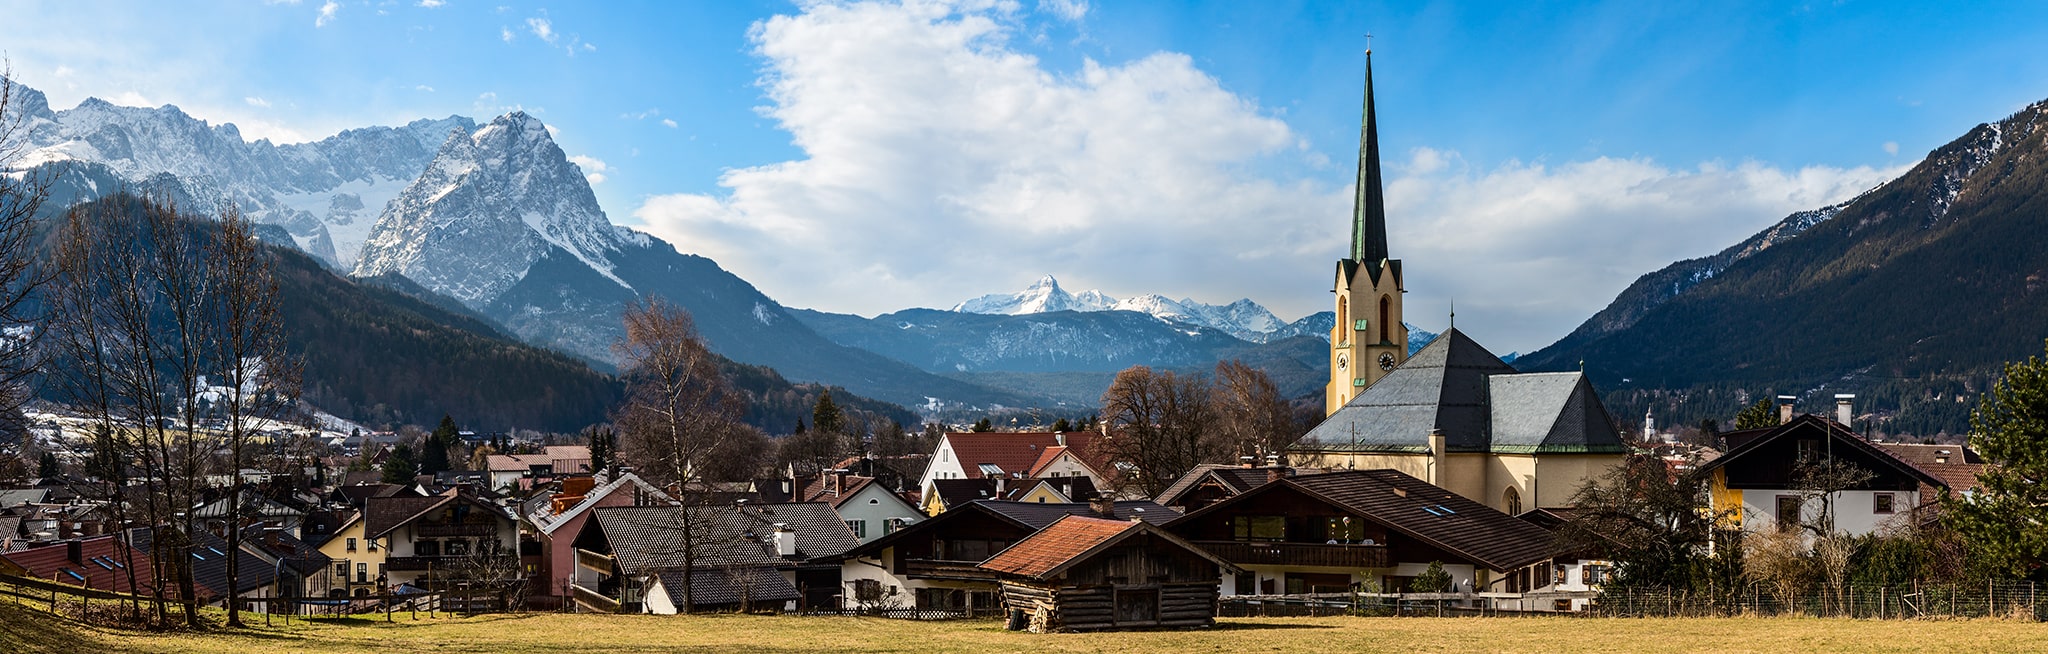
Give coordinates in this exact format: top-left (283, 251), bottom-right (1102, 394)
top-left (1520, 96), bottom-right (2048, 436)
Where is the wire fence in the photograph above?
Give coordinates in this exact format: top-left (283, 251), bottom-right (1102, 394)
top-left (1219, 581), bottom-right (2047, 621)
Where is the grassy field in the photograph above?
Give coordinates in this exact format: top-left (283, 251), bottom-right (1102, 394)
top-left (8, 603), bottom-right (2048, 653)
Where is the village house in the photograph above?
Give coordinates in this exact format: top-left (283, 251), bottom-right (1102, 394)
top-left (519, 472), bottom-right (671, 609)
top-left (923, 476), bottom-right (1098, 514)
top-left (570, 502), bottom-right (859, 614)
top-left (485, 445), bottom-right (594, 492)
top-left (126, 527), bottom-right (281, 607)
top-left (314, 509), bottom-right (388, 597)
top-left (361, 488), bottom-right (522, 596)
top-left (1700, 412), bottom-right (1951, 538)
top-left (918, 432), bottom-right (1113, 503)
top-left (0, 534), bottom-right (156, 594)
top-left (983, 515), bottom-right (1239, 632)
top-left (1163, 468), bottom-right (1559, 601)
top-left (1152, 462), bottom-right (1332, 513)
top-left (788, 469), bottom-right (923, 543)
top-left (829, 497), bottom-right (1175, 613)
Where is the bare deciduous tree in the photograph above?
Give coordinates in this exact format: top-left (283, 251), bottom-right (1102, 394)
top-left (612, 297), bottom-right (751, 613)
top-left (1210, 360), bottom-right (1301, 462)
top-left (0, 61), bottom-right (52, 459)
top-left (1098, 366), bottom-right (1219, 497)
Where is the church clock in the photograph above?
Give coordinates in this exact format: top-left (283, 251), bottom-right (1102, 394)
top-left (1378, 352), bottom-right (1397, 371)
top-left (1336, 352), bottom-right (1349, 372)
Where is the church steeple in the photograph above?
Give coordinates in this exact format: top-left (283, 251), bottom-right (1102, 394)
top-left (1350, 50), bottom-right (1388, 265)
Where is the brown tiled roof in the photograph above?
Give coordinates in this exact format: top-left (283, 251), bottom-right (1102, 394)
top-left (1877, 443), bottom-right (1987, 492)
top-left (362, 493), bottom-right (457, 539)
top-left (980, 516), bottom-right (1138, 578)
top-left (796, 475), bottom-right (878, 508)
top-left (1153, 464), bottom-right (1335, 507)
top-left (945, 432), bottom-right (1105, 480)
top-left (1, 535), bottom-right (154, 593)
top-left (1696, 415), bottom-right (1949, 489)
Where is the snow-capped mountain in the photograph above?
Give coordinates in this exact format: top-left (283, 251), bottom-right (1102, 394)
top-left (951, 275), bottom-right (1288, 341)
top-left (353, 112), bottom-right (647, 307)
top-left (6, 77), bottom-right (465, 267)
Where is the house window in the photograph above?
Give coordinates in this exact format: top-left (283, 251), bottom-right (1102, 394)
top-left (1776, 496), bottom-right (1803, 532)
top-left (1234, 572), bottom-right (1257, 595)
top-left (1584, 565), bottom-right (1609, 585)
top-left (1231, 516), bottom-right (1286, 542)
top-left (854, 579), bottom-right (882, 601)
top-left (368, 539), bottom-right (378, 551)
top-left (1553, 564), bottom-right (1568, 586)
top-left (1796, 439), bottom-right (1820, 461)
top-left (417, 540), bottom-right (440, 556)
top-left (336, 562), bottom-right (347, 577)
top-left (1874, 493), bottom-right (1896, 514)
top-left (346, 538), bottom-right (357, 552)
top-left (1504, 486), bottom-right (1523, 516)
top-left (1323, 517), bottom-right (1364, 542)
top-left (846, 520), bottom-right (867, 539)
top-left (446, 539), bottom-right (470, 556)
top-left (356, 562), bottom-right (367, 583)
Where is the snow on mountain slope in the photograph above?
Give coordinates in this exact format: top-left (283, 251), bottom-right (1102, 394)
top-left (5, 77), bottom-right (466, 267)
top-left (353, 112), bottom-right (642, 308)
top-left (952, 275), bottom-right (1288, 341)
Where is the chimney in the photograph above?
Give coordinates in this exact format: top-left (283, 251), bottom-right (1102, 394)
top-left (1239, 456), bottom-right (1256, 469)
top-left (1777, 395), bottom-right (1797, 425)
top-left (1427, 429), bottom-right (1447, 486)
top-left (1089, 493), bottom-right (1116, 519)
top-left (831, 468), bottom-right (849, 497)
top-left (66, 539), bottom-right (82, 564)
top-left (1835, 394), bottom-right (1855, 426)
top-left (1264, 454), bottom-right (1287, 484)
top-left (994, 475), bottom-right (1007, 497)
top-left (1055, 432), bottom-right (1066, 447)
top-left (772, 524), bottom-right (796, 557)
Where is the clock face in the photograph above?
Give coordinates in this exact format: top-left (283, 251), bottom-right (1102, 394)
top-left (1378, 352), bottom-right (1397, 371)
top-left (1336, 353), bottom-right (1349, 372)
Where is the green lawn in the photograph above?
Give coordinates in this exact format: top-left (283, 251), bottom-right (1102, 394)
top-left (10, 604), bottom-right (2048, 653)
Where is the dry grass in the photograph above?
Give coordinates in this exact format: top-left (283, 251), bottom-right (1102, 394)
top-left (11, 605), bottom-right (2048, 653)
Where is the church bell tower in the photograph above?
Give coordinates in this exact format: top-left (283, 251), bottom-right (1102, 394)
top-left (1327, 49), bottom-right (1406, 416)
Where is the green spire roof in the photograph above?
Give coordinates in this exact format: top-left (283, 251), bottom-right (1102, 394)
top-left (1350, 51), bottom-right (1389, 264)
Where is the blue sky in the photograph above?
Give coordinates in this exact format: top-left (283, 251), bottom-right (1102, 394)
top-left (4, 0), bottom-right (2047, 352)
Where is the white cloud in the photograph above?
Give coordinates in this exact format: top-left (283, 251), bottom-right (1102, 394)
top-left (415, 84), bottom-right (435, 92)
top-left (661, 118), bottom-right (678, 129)
top-left (52, 65), bottom-right (74, 78)
top-left (1883, 141), bottom-right (1900, 155)
top-left (315, 1), bottom-right (339, 27)
top-left (1040, 0), bottom-right (1088, 21)
top-left (419, 0), bottom-right (446, 7)
top-left (244, 96), bottom-right (271, 108)
top-left (569, 154), bottom-right (609, 185)
top-left (527, 17), bottom-right (556, 44)
top-left (501, 26), bottom-right (514, 42)
top-left (582, 42), bottom-right (597, 52)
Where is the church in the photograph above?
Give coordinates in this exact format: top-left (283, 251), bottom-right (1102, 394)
top-left (1288, 51), bottom-right (1628, 515)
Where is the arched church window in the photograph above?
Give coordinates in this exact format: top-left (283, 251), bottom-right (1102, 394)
top-left (1378, 296), bottom-right (1391, 344)
top-left (1336, 297), bottom-right (1349, 343)
top-left (1504, 486), bottom-right (1522, 515)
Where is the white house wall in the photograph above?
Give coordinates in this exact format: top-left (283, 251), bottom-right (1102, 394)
top-left (1738, 489), bottom-right (1918, 537)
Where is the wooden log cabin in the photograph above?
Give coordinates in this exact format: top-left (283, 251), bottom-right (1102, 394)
top-left (979, 515), bottom-right (1239, 632)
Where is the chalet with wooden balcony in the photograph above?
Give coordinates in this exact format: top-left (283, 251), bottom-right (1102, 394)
top-left (1163, 469), bottom-right (1558, 600)
top-left (362, 488), bottom-right (520, 591)
top-left (828, 497), bottom-right (1175, 612)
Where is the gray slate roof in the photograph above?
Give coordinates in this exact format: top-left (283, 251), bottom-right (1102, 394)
top-left (0, 489), bottom-right (49, 507)
top-left (655, 567), bottom-right (800, 607)
top-left (590, 502), bottom-right (857, 576)
top-left (1297, 327), bottom-right (1625, 454)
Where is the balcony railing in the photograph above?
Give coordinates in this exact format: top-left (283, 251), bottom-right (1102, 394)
top-left (416, 523), bottom-right (502, 538)
top-left (575, 548), bottom-right (615, 573)
top-left (384, 554), bottom-right (514, 571)
top-left (901, 559), bottom-right (997, 581)
top-left (572, 584), bottom-right (620, 614)
top-left (1193, 540), bottom-right (1389, 569)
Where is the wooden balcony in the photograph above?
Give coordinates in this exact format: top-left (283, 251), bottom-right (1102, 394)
top-left (900, 559), bottom-right (997, 582)
top-left (575, 548), bottom-right (614, 573)
top-left (384, 554), bottom-right (515, 572)
top-left (416, 523), bottom-right (501, 538)
top-left (572, 584), bottom-right (620, 614)
top-left (1193, 540), bottom-right (1388, 569)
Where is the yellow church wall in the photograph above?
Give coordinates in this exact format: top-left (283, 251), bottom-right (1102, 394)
top-left (1439, 453), bottom-right (1488, 503)
top-left (1292, 451), bottom-right (1429, 481)
top-left (1487, 455), bottom-right (1538, 513)
top-left (1531, 454), bottom-right (1626, 509)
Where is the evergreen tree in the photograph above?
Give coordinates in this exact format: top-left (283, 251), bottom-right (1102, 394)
top-left (420, 415), bottom-right (457, 475)
top-left (37, 451), bottom-right (58, 479)
top-left (793, 419), bottom-right (807, 435)
top-left (812, 391), bottom-right (845, 436)
top-left (1947, 342), bottom-right (2048, 579)
top-left (1734, 397), bottom-right (1780, 430)
top-left (587, 425), bottom-right (617, 473)
top-left (381, 444), bottom-right (417, 485)
top-left (971, 418), bottom-right (994, 433)
top-left (1051, 418), bottom-right (1072, 432)
top-left (1412, 561), bottom-right (1453, 593)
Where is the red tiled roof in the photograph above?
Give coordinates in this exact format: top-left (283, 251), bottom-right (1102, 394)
top-left (1877, 443), bottom-right (1987, 492)
top-left (797, 475), bottom-right (878, 508)
top-left (946, 432), bottom-right (1105, 480)
top-left (980, 515), bottom-right (1137, 579)
top-left (1, 536), bottom-right (155, 593)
